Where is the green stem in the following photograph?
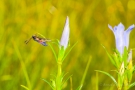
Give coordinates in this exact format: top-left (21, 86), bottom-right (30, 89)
top-left (56, 47), bottom-right (65, 90)
top-left (56, 60), bottom-right (62, 90)
top-left (124, 77), bottom-right (128, 90)
top-left (96, 72), bottom-right (98, 90)
top-left (117, 77), bottom-right (122, 90)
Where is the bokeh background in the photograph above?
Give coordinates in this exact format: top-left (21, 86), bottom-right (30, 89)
top-left (1, 0), bottom-right (135, 90)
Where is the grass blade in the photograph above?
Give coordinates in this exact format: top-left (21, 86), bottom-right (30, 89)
top-left (70, 77), bottom-right (73, 90)
top-left (61, 72), bottom-right (68, 81)
top-left (101, 44), bottom-right (116, 67)
top-left (95, 70), bottom-right (117, 86)
top-left (62, 75), bottom-right (72, 87)
top-left (20, 85), bottom-right (30, 90)
top-left (13, 44), bottom-right (31, 90)
top-left (129, 81), bottom-right (135, 89)
top-left (96, 72), bottom-right (98, 90)
top-left (76, 56), bottom-right (92, 90)
top-left (42, 78), bottom-right (54, 89)
top-left (48, 43), bottom-right (58, 62)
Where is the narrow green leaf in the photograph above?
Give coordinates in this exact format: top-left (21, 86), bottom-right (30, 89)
top-left (133, 65), bottom-right (135, 73)
top-left (20, 85), bottom-right (30, 90)
top-left (112, 53), bottom-right (119, 69)
top-left (101, 44), bottom-right (116, 67)
top-left (129, 81), bottom-right (135, 89)
top-left (117, 71), bottom-right (124, 89)
top-left (48, 43), bottom-right (58, 62)
top-left (127, 69), bottom-right (132, 83)
top-left (80, 57), bottom-right (91, 86)
top-left (122, 47), bottom-right (128, 67)
top-left (110, 70), bottom-right (119, 75)
top-left (50, 74), bottom-right (56, 79)
top-left (62, 41), bottom-right (78, 62)
top-left (76, 85), bottom-right (83, 90)
top-left (13, 44), bottom-right (31, 90)
top-left (76, 57), bottom-right (92, 90)
top-left (70, 77), bottom-right (73, 90)
top-left (62, 75), bottom-right (73, 87)
top-left (114, 49), bottom-right (122, 62)
top-left (51, 39), bottom-right (60, 48)
top-left (96, 72), bottom-right (98, 90)
top-left (61, 72), bottom-right (68, 81)
top-left (95, 70), bottom-right (118, 86)
top-left (42, 78), bottom-right (54, 89)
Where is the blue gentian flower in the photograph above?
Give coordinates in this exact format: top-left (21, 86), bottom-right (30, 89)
top-left (60, 16), bottom-right (70, 50)
top-left (108, 23), bottom-right (135, 55)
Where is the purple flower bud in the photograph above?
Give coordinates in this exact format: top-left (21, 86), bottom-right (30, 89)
top-left (60, 16), bottom-right (70, 50)
top-left (127, 50), bottom-right (132, 62)
top-left (108, 23), bottom-right (134, 55)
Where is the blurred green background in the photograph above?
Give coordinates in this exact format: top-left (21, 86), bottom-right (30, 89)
top-left (1, 0), bottom-right (135, 90)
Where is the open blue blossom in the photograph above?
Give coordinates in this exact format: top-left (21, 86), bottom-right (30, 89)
top-left (60, 16), bottom-right (70, 50)
top-left (108, 23), bottom-right (135, 55)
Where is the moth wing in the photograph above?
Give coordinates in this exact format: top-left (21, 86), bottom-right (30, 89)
top-left (40, 41), bottom-right (47, 46)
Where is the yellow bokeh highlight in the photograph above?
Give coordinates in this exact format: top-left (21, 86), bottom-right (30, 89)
top-left (128, 0), bottom-right (135, 10)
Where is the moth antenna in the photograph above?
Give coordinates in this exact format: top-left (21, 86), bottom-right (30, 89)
top-left (25, 37), bottom-right (32, 44)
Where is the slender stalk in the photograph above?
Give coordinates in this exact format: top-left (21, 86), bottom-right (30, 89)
top-left (70, 77), bottom-right (73, 90)
top-left (124, 77), bottom-right (128, 90)
top-left (79, 56), bottom-right (91, 90)
top-left (56, 58), bottom-right (62, 90)
top-left (96, 72), bottom-right (98, 90)
top-left (117, 75), bottom-right (121, 90)
top-left (14, 44), bottom-right (31, 90)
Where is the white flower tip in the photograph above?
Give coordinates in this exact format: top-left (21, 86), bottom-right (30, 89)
top-left (118, 22), bottom-right (124, 28)
top-left (66, 16), bottom-right (69, 20)
top-left (131, 24), bottom-right (135, 28)
top-left (119, 22), bottom-right (124, 26)
top-left (108, 24), bottom-right (113, 31)
top-left (65, 16), bottom-right (69, 25)
top-left (127, 24), bottom-right (135, 31)
top-left (117, 22), bottom-right (125, 31)
top-left (119, 22), bottom-right (123, 25)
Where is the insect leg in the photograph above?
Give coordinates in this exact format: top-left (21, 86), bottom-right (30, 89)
top-left (25, 37), bottom-right (32, 44)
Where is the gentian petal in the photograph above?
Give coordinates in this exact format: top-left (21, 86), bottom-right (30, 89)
top-left (124, 24), bottom-right (135, 49)
top-left (108, 23), bottom-right (125, 55)
top-left (60, 16), bottom-right (70, 50)
top-left (108, 24), bottom-right (113, 31)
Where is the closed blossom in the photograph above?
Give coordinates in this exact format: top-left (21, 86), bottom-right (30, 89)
top-left (60, 16), bottom-right (70, 50)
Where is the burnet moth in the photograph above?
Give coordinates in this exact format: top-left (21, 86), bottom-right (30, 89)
top-left (25, 34), bottom-right (51, 46)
